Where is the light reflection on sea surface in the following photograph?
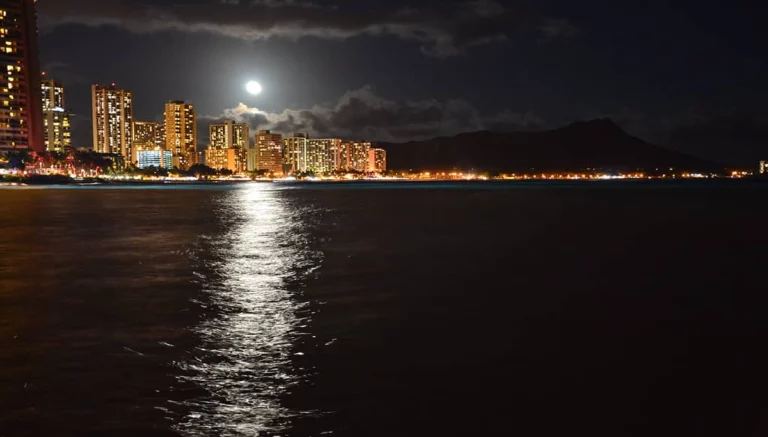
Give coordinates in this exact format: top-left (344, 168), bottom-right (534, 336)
top-left (175, 184), bottom-right (322, 436)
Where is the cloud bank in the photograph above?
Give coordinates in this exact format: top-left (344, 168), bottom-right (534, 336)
top-left (199, 85), bottom-right (544, 142)
top-left (37, 0), bottom-right (577, 57)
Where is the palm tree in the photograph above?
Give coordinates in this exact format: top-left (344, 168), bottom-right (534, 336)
top-left (188, 164), bottom-right (217, 179)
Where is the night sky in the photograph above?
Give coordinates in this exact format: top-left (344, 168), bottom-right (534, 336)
top-left (36, 0), bottom-right (768, 165)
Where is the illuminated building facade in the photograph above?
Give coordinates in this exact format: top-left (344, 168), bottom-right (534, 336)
top-left (206, 148), bottom-right (244, 173)
top-left (42, 109), bottom-right (70, 152)
top-left (41, 78), bottom-right (64, 110)
top-left (340, 141), bottom-right (371, 172)
top-left (282, 134), bottom-right (307, 174)
top-left (131, 121), bottom-right (159, 163)
top-left (209, 120), bottom-right (249, 150)
top-left (0, 0), bottom-right (43, 151)
top-left (368, 147), bottom-right (387, 173)
top-left (92, 84), bottom-right (133, 160)
top-left (252, 129), bottom-right (283, 174)
top-left (164, 100), bottom-right (196, 169)
top-left (328, 138), bottom-right (344, 169)
top-left (41, 78), bottom-right (71, 152)
top-left (245, 149), bottom-right (254, 171)
top-left (156, 123), bottom-right (165, 149)
top-left (206, 120), bottom-right (248, 172)
top-left (137, 149), bottom-right (173, 170)
top-left (306, 138), bottom-right (338, 174)
top-left (282, 135), bottom-right (346, 174)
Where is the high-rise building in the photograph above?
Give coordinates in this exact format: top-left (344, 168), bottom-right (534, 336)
top-left (306, 138), bottom-right (338, 174)
top-left (41, 77), bottom-right (71, 152)
top-left (41, 78), bottom-right (64, 110)
top-left (42, 108), bottom-right (71, 152)
top-left (206, 120), bottom-right (248, 172)
top-left (328, 138), bottom-right (344, 170)
top-left (252, 130), bottom-right (283, 174)
top-left (209, 120), bottom-right (249, 150)
top-left (369, 148), bottom-right (387, 173)
top-left (131, 121), bottom-right (159, 163)
top-left (0, 0), bottom-right (44, 152)
top-left (206, 148), bottom-right (244, 173)
top-left (340, 141), bottom-right (371, 172)
top-left (156, 123), bottom-right (166, 150)
top-left (132, 121), bottom-right (158, 151)
top-left (92, 84), bottom-right (133, 160)
top-left (282, 135), bottom-right (343, 174)
top-left (164, 101), bottom-right (196, 169)
top-left (282, 133), bottom-right (307, 174)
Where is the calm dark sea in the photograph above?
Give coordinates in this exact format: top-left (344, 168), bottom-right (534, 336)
top-left (1, 181), bottom-right (768, 437)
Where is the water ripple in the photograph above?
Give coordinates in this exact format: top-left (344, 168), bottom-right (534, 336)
top-left (175, 184), bottom-right (322, 436)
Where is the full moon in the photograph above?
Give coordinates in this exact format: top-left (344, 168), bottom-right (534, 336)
top-left (246, 81), bottom-right (262, 95)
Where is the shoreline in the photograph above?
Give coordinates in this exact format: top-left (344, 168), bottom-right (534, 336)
top-left (2, 177), bottom-right (768, 188)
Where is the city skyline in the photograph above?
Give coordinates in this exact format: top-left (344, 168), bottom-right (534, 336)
top-left (1, 0), bottom-right (765, 172)
top-left (47, 75), bottom-right (394, 163)
top-left (32, 0), bottom-right (768, 166)
top-left (3, 5), bottom-right (768, 436)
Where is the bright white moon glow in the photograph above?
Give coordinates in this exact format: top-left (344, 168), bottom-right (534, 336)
top-left (246, 81), bottom-right (262, 95)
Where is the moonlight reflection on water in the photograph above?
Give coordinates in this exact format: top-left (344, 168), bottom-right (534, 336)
top-left (175, 185), bottom-right (322, 436)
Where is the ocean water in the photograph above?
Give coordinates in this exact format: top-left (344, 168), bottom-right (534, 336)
top-left (1, 181), bottom-right (767, 436)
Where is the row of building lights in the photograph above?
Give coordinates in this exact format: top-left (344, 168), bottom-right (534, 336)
top-left (1, 1), bottom-right (387, 176)
top-left (93, 84), bottom-right (388, 176)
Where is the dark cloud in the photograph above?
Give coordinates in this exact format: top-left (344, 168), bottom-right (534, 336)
top-left (37, 0), bottom-right (576, 57)
top-left (538, 18), bottom-right (579, 41)
top-left (199, 85), bottom-right (544, 143)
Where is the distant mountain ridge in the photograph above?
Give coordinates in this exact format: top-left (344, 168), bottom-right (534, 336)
top-left (380, 119), bottom-right (721, 172)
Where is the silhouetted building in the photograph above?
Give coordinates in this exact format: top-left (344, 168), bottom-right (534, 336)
top-left (0, 0), bottom-right (44, 152)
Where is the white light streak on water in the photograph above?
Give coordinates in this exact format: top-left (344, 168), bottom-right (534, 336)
top-left (176, 184), bottom-right (320, 436)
